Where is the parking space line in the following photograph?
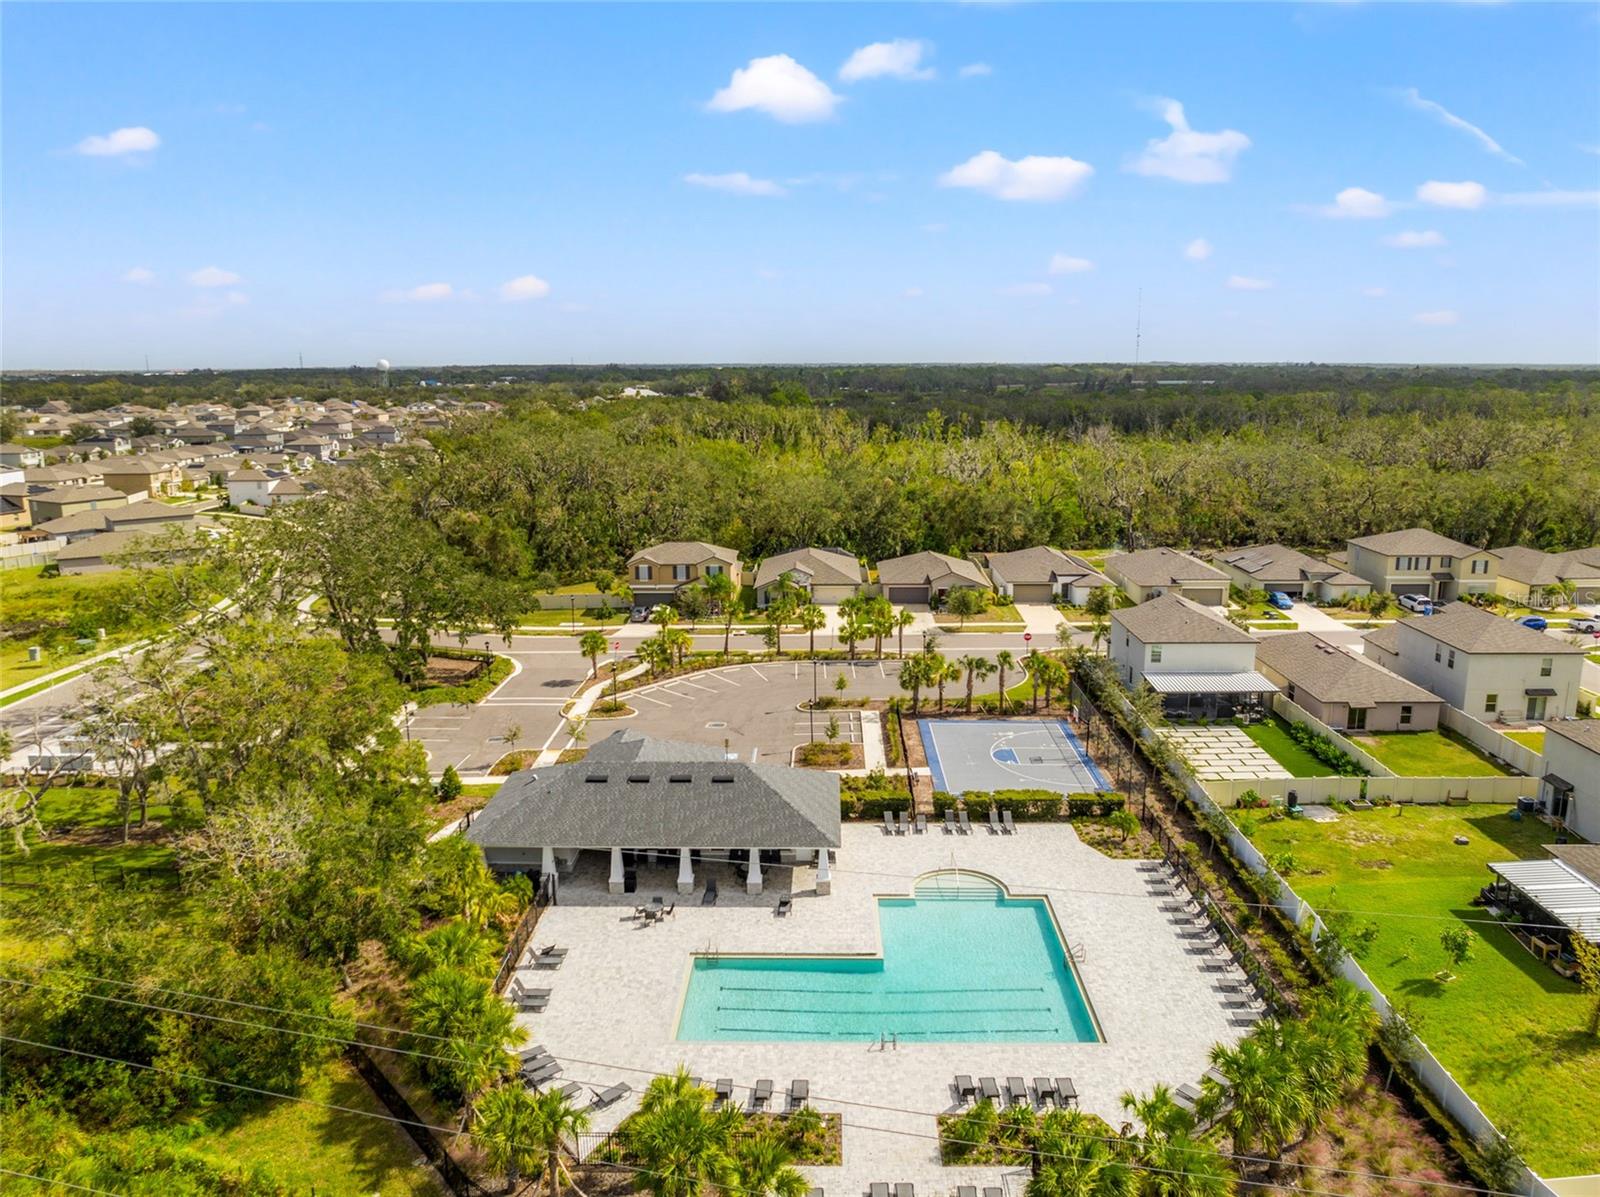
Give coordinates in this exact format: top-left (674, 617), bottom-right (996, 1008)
top-left (747, 665), bottom-right (769, 681)
top-left (661, 686), bottom-right (696, 700)
top-left (676, 679), bottom-right (717, 693)
top-left (708, 672), bottom-right (740, 687)
top-left (636, 694), bottom-right (673, 708)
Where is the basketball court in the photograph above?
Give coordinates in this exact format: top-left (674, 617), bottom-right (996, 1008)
top-left (919, 718), bottom-right (1110, 794)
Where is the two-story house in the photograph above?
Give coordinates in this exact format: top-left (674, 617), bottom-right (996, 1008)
top-left (627, 541), bottom-right (741, 607)
top-left (0, 443), bottom-right (45, 469)
top-left (976, 546), bottom-right (1111, 605)
top-left (1344, 528), bottom-right (1498, 601)
top-left (1362, 602), bottom-right (1586, 722)
top-left (753, 547), bottom-right (864, 607)
top-left (1213, 544), bottom-right (1371, 603)
top-left (100, 457), bottom-right (185, 498)
top-left (25, 485), bottom-right (131, 523)
top-left (874, 551), bottom-right (991, 606)
top-left (1538, 721), bottom-right (1600, 839)
top-left (1109, 593), bottom-right (1276, 721)
top-left (1103, 547), bottom-right (1229, 606)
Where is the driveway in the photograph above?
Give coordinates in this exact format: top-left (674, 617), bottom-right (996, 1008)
top-left (1016, 602), bottom-right (1065, 639)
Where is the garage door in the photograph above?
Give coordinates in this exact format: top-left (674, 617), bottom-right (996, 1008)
top-left (1392, 584), bottom-right (1431, 598)
top-left (1184, 586), bottom-right (1227, 606)
top-left (887, 586), bottom-right (928, 604)
top-left (1011, 583), bottom-right (1056, 604)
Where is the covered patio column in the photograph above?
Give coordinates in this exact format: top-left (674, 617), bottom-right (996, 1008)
top-left (677, 847), bottom-right (695, 895)
top-left (746, 849), bottom-right (763, 895)
top-left (815, 848), bottom-right (831, 896)
top-left (608, 846), bottom-right (625, 895)
top-left (540, 846), bottom-right (557, 878)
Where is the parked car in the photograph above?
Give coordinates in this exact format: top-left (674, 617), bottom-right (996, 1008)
top-left (630, 605), bottom-right (651, 623)
top-left (1266, 591), bottom-right (1294, 611)
top-left (1517, 615), bottom-right (1549, 631)
top-left (1570, 616), bottom-right (1600, 634)
top-left (1398, 594), bottom-right (1434, 614)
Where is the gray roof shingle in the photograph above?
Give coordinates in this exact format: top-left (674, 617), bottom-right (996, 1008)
top-left (1256, 632), bottom-right (1440, 707)
top-left (1397, 602), bottom-right (1587, 656)
top-left (1347, 527), bottom-right (1481, 557)
top-left (753, 547), bottom-right (863, 589)
top-left (1105, 547), bottom-right (1227, 588)
top-left (1111, 593), bottom-right (1255, 644)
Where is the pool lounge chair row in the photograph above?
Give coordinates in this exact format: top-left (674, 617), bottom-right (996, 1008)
top-left (529, 944), bottom-right (568, 970)
top-left (690, 1076), bottom-right (809, 1110)
top-left (506, 977), bottom-right (552, 1013)
top-left (984, 808), bottom-right (1017, 835)
top-left (883, 811), bottom-right (929, 835)
top-left (869, 1184), bottom-right (914, 1197)
top-left (955, 1074), bottom-right (1076, 1108)
top-left (954, 1187), bottom-right (1005, 1197)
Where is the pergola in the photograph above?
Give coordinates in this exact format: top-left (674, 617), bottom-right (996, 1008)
top-left (1487, 858), bottom-right (1600, 947)
top-left (465, 730), bottom-right (842, 897)
top-left (1142, 670), bottom-right (1279, 723)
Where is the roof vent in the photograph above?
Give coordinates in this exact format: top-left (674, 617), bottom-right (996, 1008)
top-left (669, 774), bottom-right (692, 784)
top-left (585, 774), bottom-right (608, 783)
top-left (628, 774), bottom-right (651, 784)
top-left (711, 775), bottom-right (735, 784)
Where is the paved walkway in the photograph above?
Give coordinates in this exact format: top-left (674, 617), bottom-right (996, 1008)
top-left (1167, 727), bottom-right (1291, 781)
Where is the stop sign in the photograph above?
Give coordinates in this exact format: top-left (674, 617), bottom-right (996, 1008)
top-left (611, 641), bottom-right (621, 651)
top-left (1023, 632), bottom-right (1033, 643)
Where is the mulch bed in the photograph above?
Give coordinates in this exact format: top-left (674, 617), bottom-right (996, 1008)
top-left (421, 655), bottom-right (486, 684)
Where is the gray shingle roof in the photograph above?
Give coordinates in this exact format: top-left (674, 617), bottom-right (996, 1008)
top-left (753, 547), bottom-right (863, 589)
top-left (1104, 547), bottom-right (1227, 588)
top-left (465, 730), bottom-right (841, 850)
top-left (1111, 593), bottom-right (1255, 644)
top-left (1256, 632), bottom-right (1439, 707)
top-left (627, 541), bottom-right (740, 567)
top-left (1215, 544), bottom-right (1364, 588)
top-left (874, 550), bottom-right (990, 588)
top-left (1347, 527), bottom-right (1480, 557)
top-left (1491, 545), bottom-right (1600, 587)
top-left (1547, 720), bottom-right (1600, 756)
top-left (1397, 603), bottom-right (1587, 656)
top-left (1362, 622), bottom-right (1401, 656)
top-left (980, 546), bottom-right (1109, 588)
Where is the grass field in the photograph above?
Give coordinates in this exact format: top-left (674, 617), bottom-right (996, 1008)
top-left (0, 565), bottom-right (166, 690)
top-left (1502, 729), bottom-right (1546, 752)
top-left (1351, 730), bottom-right (1512, 777)
top-left (1243, 715), bottom-right (1332, 777)
top-left (1242, 805), bottom-right (1596, 1176)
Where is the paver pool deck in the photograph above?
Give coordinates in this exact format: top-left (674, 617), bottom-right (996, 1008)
top-left (516, 824), bottom-right (1256, 1197)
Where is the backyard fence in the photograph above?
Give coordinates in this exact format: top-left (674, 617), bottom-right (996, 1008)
top-left (343, 1045), bottom-right (487, 1197)
top-left (1271, 694), bottom-right (1394, 776)
top-left (1, 857), bottom-right (179, 889)
top-left (1440, 706), bottom-right (1543, 777)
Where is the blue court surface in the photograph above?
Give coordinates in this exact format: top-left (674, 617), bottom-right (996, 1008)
top-left (920, 718), bottom-right (1110, 794)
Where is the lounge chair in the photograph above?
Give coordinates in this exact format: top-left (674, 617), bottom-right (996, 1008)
top-left (883, 811), bottom-right (895, 835)
top-left (1203, 1067), bottom-right (1230, 1089)
top-left (898, 810), bottom-right (910, 835)
top-left (591, 1082), bottom-right (630, 1109)
top-left (983, 1188), bottom-right (1004, 1197)
top-left (714, 1078), bottom-right (734, 1106)
top-left (663, 903), bottom-right (675, 917)
top-left (517, 1044), bottom-right (549, 1064)
top-left (776, 896), bottom-right (793, 917)
top-left (532, 946), bottom-right (567, 969)
top-left (987, 808), bottom-right (1002, 834)
top-left (958, 810), bottom-right (972, 835)
top-left (870, 1185), bottom-right (890, 1197)
top-left (894, 1183), bottom-right (914, 1197)
top-left (1176, 1083), bottom-right (1204, 1106)
top-left (1006, 1076), bottom-right (1028, 1106)
top-left (555, 1082), bottom-right (583, 1101)
top-left (978, 1076), bottom-right (1000, 1101)
top-left (1172, 1086), bottom-right (1197, 1111)
top-left (524, 1060), bottom-right (562, 1085)
top-left (752, 1078), bottom-right (774, 1109)
top-left (789, 1079), bottom-right (810, 1108)
top-left (1033, 1077), bottom-right (1055, 1106)
top-left (943, 810), bottom-right (957, 834)
top-left (954, 1074), bottom-right (977, 1103)
top-left (1001, 810), bottom-right (1016, 835)
top-left (703, 877), bottom-right (719, 906)
top-left (958, 1187), bottom-right (978, 1197)
top-left (1054, 1077), bottom-right (1077, 1107)
top-left (915, 814), bottom-right (927, 834)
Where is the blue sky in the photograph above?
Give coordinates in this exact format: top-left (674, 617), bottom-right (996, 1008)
top-left (4, 2), bottom-right (1598, 368)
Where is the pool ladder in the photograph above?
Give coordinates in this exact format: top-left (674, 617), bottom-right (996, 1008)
top-left (879, 1031), bottom-right (898, 1052)
top-left (1069, 942), bottom-right (1087, 963)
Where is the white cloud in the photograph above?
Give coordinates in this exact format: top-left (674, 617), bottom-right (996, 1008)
top-left (683, 171), bottom-right (787, 197)
top-left (839, 39), bottom-right (935, 83)
top-left (74, 126), bottom-right (160, 157)
top-left (187, 266), bottom-right (242, 287)
top-left (1383, 229), bottom-right (1447, 249)
top-left (1362, 286), bottom-right (1388, 298)
top-left (380, 282), bottom-right (455, 303)
top-left (706, 55), bottom-right (841, 123)
top-left (499, 274), bottom-right (551, 302)
top-left (938, 149), bottom-right (1093, 201)
top-left (1416, 180), bottom-right (1487, 209)
top-left (1127, 99), bottom-right (1250, 184)
top-left (1414, 309), bottom-right (1460, 326)
top-left (1317, 186), bottom-right (1392, 219)
top-left (902, 287), bottom-right (925, 298)
top-left (1497, 189), bottom-right (1600, 208)
top-left (1182, 237), bottom-right (1213, 262)
top-left (1225, 275), bottom-right (1273, 291)
top-left (1047, 254), bottom-right (1095, 275)
top-left (998, 282), bottom-right (1052, 297)
top-left (1400, 88), bottom-right (1521, 165)
top-left (958, 62), bottom-right (992, 79)
top-left (120, 267), bottom-right (155, 284)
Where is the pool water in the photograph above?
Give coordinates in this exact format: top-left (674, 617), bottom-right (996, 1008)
top-left (675, 874), bottom-right (1100, 1042)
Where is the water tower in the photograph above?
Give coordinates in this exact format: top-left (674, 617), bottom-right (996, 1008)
top-left (377, 358), bottom-right (391, 389)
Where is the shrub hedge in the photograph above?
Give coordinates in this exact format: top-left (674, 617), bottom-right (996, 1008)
top-left (926, 789), bottom-right (1126, 819)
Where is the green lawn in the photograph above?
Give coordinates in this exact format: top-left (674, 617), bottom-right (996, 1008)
top-left (1242, 715), bottom-right (1331, 777)
top-left (0, 565), bottom-right (167, 690)
top-left (1502, 729), bottom-right (1546, 752)
top-left (516, 607), bottom-right (623, 627)
top-left (1350, 730), bottom-right (1511, 777)
top-left (1242, 805), bottom-right (1596, 1176)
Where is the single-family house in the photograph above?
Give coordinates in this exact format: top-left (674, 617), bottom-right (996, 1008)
top-left (285, 434), bottom-right (336, 462)
top-left (874, 551), bottom-right (991, 606)
top-left (100, 457), bottom-right (184, 498)
top-left (34, 499), bottom-right (211, 544)
top-left (1362, 602), bottom-right (1586, 722)
top-left (1538, 722), bottom-right (1600, 839)
top-left (1104, 547), bottom-right (1229, 606)
top-left (0, 487), bottom-right (29, 532)
top-left (753, 547), bottom-right (864, 608)
top-left (977, 547), bottom-right (1111, 605)
top-left (1490, 545), bottom-right (1600, 607)
top-left (56, 526), bottom-right (204, 574)
top-left (0, 443), bottom-right (44, 469)
top-left (1213, 544), bottom-right (1371, 603)
top-left (626, 541), bottom-right (741, 606)
top-left (226, 468), bottom-right (275, 508)
top-left (1255, 631), bottom-right (1443, 732)
top-left (1345, 528), bottom-right (1498, 601)
top-left (1109, 593), bottom-right (1276, 720)
top-left (74, 434), bottom-right (133, 457)
top-left (25, 485), bottom-right (130, 524)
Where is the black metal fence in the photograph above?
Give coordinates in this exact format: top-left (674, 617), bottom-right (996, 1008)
top-left (344, 1045), bottom-right (488, 1197)
top-left (493, 891), bottom-right (549, 995)
top-left (1, 857), bottom-right (179, 889)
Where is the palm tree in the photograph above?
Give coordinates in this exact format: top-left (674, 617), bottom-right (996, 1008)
top-left (652, 604), bottom-right (677, 632)
top-left (528, 1087), bottom-right (593, 1197)
top-left (627, 1070), bottom-right (740, 1197)
top-left (728, 1127), bottom-right (809, 1197)
top-left (663, 626), bottom-right (693, 668)
top-left (702, 571), bottom-right (737, 658)
top-left (1026, 650), bottom-right (1043, 712)
top-left (639, 635), bottom-right (671, 679)
top-left (1140, 1131), bottom-right (1235, 1196)
top-left (840, 616), bottom-right (862, 660)
top-left (995, 650), bottom-right (1015, 714)
top-left (408, 920), bottom-right (500, 978)
top-left (939, 659), bottom-right (962, 713)
top-left (895, 608), bottom-right (916, 658)
top-left (1119, 1084), bottom-right (1194, 1142)
top-left (1205, 1025), bottom-right (1308, 1172)
top-left (639, 1066), bottom-right (710, 1115)
top-left (579, 629), bottom-right (607, 682)
top-left (798, 603), bottom-right (826, 657)
top-left (475, 1084), bottom-right (541, 1193)
top-left (921, 652), bottom-right (949, 712)
top-left (898, 653), bottom-right (931, 714)
top-left (962, 655), bottom-right (995, 712)
top-left (407, 966), bottom-right (522, 1111)
top-left (1028, 1108), bottom-right (1135, 1197)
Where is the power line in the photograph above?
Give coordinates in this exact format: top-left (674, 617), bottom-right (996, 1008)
top-left (0, 1168), bottom-right (123, 1196)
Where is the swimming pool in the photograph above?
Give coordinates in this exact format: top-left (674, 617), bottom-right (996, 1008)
top-left (675, 873), bottom-right (1101, 1043)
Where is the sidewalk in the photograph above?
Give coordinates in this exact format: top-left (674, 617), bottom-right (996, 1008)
top-left (531, 661), bottom-right (651, 765)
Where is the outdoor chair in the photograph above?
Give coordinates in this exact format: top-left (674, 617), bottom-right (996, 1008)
top-left (958, 810), bottom-right (972, 835)
top-left (517, 1044), bottom-right (548, 1062)
top-left (954, 1074), bottom-right (976, 1103)
top-left (1204, 1068), bottom-right (1230, 1089)
top-left (894, 1183), bottom-right (914, 1197)
top-left (790, 1079), bottom-right (810, 1108)
top-left (883, 811), bottom-right (895, 835)
top-left (987, 808), bottom-right (1002, 834)
top-left (1032, 1077), bottom-right (1055, 1107)
top-left (1006, 1077), bottom-right (1028, 1106)
top-left (978, 1076), bottom-right (1000, 1101)
top-left (898, 810), bottom-right (910, 835)
top-left (1172, 1086), bottom-right (1197, 1111)
top-left (943, 810), bottom-right (957, 834)
top-left (555, 1082), bottom-right (583, 1102)
top-left (776, 897), bottom-right (793, 917)
top-left (983, 1188), bottom-right (1004, 1197)
top-left (532, 946), bottom-right (567, 970)
top-left (1054, 1078), bottom-right (1077, 1108)
top-left (1001, 810), bottom-right (1016, 835)
top-left (524, 1060), bottom-right (562, 1086)
top-left (663, 903), bottom-right (675, 917)
top-left (703, 877), bottom-right (719, 906)
top-left (958, 1187), bottom-right (978, 1197)
top-left (752, 1078), bottom-right (774, 1109)
top-left (714, 1078), bottom-right (734, 1106)
top-left (915, 814), bottom-right (927, 834)
top-left (870, 1185), bottom-right (890, 1197)
top-left (591, 1082), bottom-right (630, 1109)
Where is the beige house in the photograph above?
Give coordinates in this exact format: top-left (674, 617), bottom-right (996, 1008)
top-left (1213, 544), bottom-right (1370, 603)
top-left (977, 547), bottom-right (1111, 605)
top-left (874, 551), bottom-right (990, 606)
top-left (1539, 722), bottom-right (1600, 839)
top-left (753, 547), bottom-right (863, 608)
top-left (100, 458), bottom-right (185, 498)
top-left (1362, 602), bottom-right (1586, 722)
top-left (1255, 631), bottom-right (1443, 733)
top-left (626, 541), bottom-right (741, 605)
top-left (25, 485), bottom-right (130, 523)
top-left (1104, 547), bottom-right (1229, 606)
top-left (1110, 593), bottom-right (1275, 720)
top-left (1345, 528), bottom-right (1498, 601)
top-left (1490, 545), bottom-right (1600, 607)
